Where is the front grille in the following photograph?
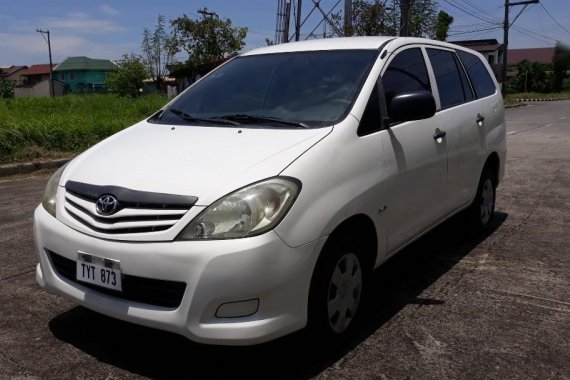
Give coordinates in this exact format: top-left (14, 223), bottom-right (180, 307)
top-left (48, 250), bottom-right (187, 308)
top-left (63, 181), bottom-right (197, 235)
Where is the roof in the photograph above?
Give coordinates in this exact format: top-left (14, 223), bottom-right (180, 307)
top-left (450, 39), bottom-right (500, 47)
top-left (0, 65), bottom-right (28, 77)
top-left (21, 64), bottom-right (57, 76)
top-left (242, 36), bottom-right (395, 55)
top-left (507, 47), bottom-right (555, 65)
top-left (54, 56), bottom-right (117, 72)
top-left (450, 39), bottom-right (502, 53)
top-left (463, 44), bottom-right (501, 53)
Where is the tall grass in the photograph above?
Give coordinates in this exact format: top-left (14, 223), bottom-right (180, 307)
top-left (0, 94), bottom-right (168, 164)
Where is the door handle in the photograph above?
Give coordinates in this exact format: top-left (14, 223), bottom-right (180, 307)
top-left (476, 113), bottom-right (485, 125)
top-left (433, 128), bottom-right (446, 140)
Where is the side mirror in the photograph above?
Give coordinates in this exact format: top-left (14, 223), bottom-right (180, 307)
top-left (388, 91), bottom-right (436, 124)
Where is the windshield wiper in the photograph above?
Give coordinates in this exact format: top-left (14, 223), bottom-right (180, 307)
top-left (217, 114), bottom-right (309, 129)
top-left (166, 108), bottom-right (241, 126)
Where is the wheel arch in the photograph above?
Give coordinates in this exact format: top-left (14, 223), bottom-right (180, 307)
top-left (315, 214), bottom-right (378, 274)
top-left (482, 152), bottom-right (500, 187)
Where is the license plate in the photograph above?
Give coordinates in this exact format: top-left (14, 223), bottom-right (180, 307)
top-left (76, 252), bottom-right (122, 292)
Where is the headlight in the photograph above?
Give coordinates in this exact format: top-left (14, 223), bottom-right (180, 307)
top-left (177, 177), bottom-right (301, 240)
top-left (42, 164), bottom-right (67, 217)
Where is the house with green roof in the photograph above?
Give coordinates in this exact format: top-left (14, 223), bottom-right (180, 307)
top-left (54, 56), bottom-right (117, 94)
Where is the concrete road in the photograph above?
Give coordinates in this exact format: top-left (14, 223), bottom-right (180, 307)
top-left (1, 101), bottom-right (569, 379)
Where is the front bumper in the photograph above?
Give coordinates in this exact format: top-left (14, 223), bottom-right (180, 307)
top-left (34, 205), bottom-right (326, 345)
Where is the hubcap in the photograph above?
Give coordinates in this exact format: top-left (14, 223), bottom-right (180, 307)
top-left (327, 252), bottom-right (362, 334)
top-left (480, 178), bottom-right (494, 225)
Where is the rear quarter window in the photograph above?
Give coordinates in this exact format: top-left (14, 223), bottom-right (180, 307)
top-left (456, 50), bottom-right (497, 98)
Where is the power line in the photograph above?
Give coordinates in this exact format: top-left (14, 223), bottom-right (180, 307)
top-left (457, 0), bottom-right (503, 22)
top-left (448, 26), bottom-right (502, 36)
top-left (539, 2), bottom-right (570, 35)
top-left (512, 24), bottom-right (559, 43)
top-left (441, 0), bottom-right (499, 24)
top-left (534, 5), bottom-right (546, 36)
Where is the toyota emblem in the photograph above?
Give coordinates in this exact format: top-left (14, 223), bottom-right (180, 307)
top-left (95, 195), bottom-right (120, 216)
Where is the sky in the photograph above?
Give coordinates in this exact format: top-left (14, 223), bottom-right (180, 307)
top-left (0, 0), bottom-right (568, 67)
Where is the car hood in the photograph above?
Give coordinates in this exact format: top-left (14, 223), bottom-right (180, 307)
top-left (61, 121), bottom-right (331, 205)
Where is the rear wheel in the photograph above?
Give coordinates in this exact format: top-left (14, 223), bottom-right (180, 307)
top-left (468, 169), bottom-right (496, 229)
top-left (308, 234), bottom-right (368, 343)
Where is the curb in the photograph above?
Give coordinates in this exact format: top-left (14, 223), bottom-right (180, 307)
top-left (515, 97), bottom-right (570, 102)
top-left (0, 159), bottom-right (70, 178)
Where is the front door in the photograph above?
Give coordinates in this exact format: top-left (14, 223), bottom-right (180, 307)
top-left (380, 46), bottom-right (448, 252)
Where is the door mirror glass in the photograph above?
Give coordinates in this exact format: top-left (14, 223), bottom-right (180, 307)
top-left (389, 91), bottom-right (436, 124)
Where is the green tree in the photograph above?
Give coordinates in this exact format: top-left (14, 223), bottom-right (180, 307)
top-left (512, 61), bottom-right (551, 93)
top-left (142, 15), bottom-right (176, 90)
top-left (346, 0), bottom-right (437, 37)
top-left (409, 0), bottom-right (438, 38)
top-left (170, 8), bottom-right (247, 76)
top-left (435, 10), bottom-right (454, 41)
top-left (0, 79), bottom-right (15, 98)
top-left (551, 42), bottom-right (570, 92)
top-left (350, 0), bottom-right (398, 36)
top-left (106, 54), bottom-right (147, 97)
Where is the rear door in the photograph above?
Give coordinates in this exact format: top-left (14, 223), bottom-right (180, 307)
top-left (425, 47), bottom-right (486, 210)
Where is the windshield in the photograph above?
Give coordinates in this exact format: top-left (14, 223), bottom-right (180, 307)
top-left (155, 50), bottom-right (378, 127)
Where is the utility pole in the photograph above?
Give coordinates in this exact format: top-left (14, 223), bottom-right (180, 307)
top-left (400, 0), bottom-right (411, 37)
top-left (36, 29), bottom-right (54, 98)
top-left (197, 9), bottom-right (217, 18)
top-left (344, 0), bottom-right (352, 36)
top-left (501, 0), bottom-right (539, 95)
top-left (283, 0), bottom-right (292, 42)
top-left (295, 0), bottom-right (303, 41)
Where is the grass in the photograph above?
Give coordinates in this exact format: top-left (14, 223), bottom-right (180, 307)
top-left (0, 94), bottom-right (168, 164)
top-left (504, 90), bottom-right (570, 106)
top-left (504, 78), bottom-right (570, 106)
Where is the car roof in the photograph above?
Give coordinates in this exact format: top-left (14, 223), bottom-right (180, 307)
top-left (241, 36), bottom-right (395, 56)
top-left (241, 36), bottom-right (478, 57)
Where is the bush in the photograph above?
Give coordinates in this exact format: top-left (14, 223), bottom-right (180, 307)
top-left (107, 54), bottom-right (148, 97)
top-left (0, 79), bottom-right (15, 98)
top-left (511, 61), bottom-right (551, 93)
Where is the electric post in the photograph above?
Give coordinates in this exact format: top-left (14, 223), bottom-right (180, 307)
top-left (400, 0), bottom-right (411, 37)
top-left (197, 9), bottom-right (217, 18)
top-left (295, 0), bottom-right (303, 41)
top-left (344, 0), bottom-right (353, 36)
top-left (36, 29), bottom-right (54, 98)
top-left (501, 0), bottom-right (539, 95)
top-left (283, 0), bottom-right (292, 42)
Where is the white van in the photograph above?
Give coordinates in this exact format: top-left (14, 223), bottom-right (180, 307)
top-left (34, 37), bottom-right (506, 345)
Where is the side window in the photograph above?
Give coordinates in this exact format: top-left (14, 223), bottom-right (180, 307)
top-left (455, 54), bottom-right (475, 102)
top-left (427, 48), bottom-right (466, 109)
top-left (382, 48), bottom-right (431, 107)
top-left (457, 50), bottom-right (497, 98)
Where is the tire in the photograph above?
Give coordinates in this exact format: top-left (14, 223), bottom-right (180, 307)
top-left (307, 234), bottom-right (368, 344)
top-left (467, 169), bottom-right (496, 230)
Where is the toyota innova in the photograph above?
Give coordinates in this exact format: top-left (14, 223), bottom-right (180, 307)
top-left (34, 37), bottom-right (506, 345)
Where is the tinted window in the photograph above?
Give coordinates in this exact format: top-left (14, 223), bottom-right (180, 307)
top-left (358, 85), bottom-right (382, 136)
top-left (455, 54), bottom-right (475, 102)
top-left (457, 50), bottom-right (497, 98)
top-left (382, 48), bottom-right (431, 106)
top-left (159, 50), bottom-right (378, 127)
top-left (427, 48), bottom-right (466, 109)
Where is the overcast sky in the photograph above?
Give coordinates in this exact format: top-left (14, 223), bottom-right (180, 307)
top-left (0, 0), bottom-right (568, 66)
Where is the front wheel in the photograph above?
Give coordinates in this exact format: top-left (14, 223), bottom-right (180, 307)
top-left (467, 170), bottom-right (496, 230)
top-left (308, 234), bottom-right (367, 343)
